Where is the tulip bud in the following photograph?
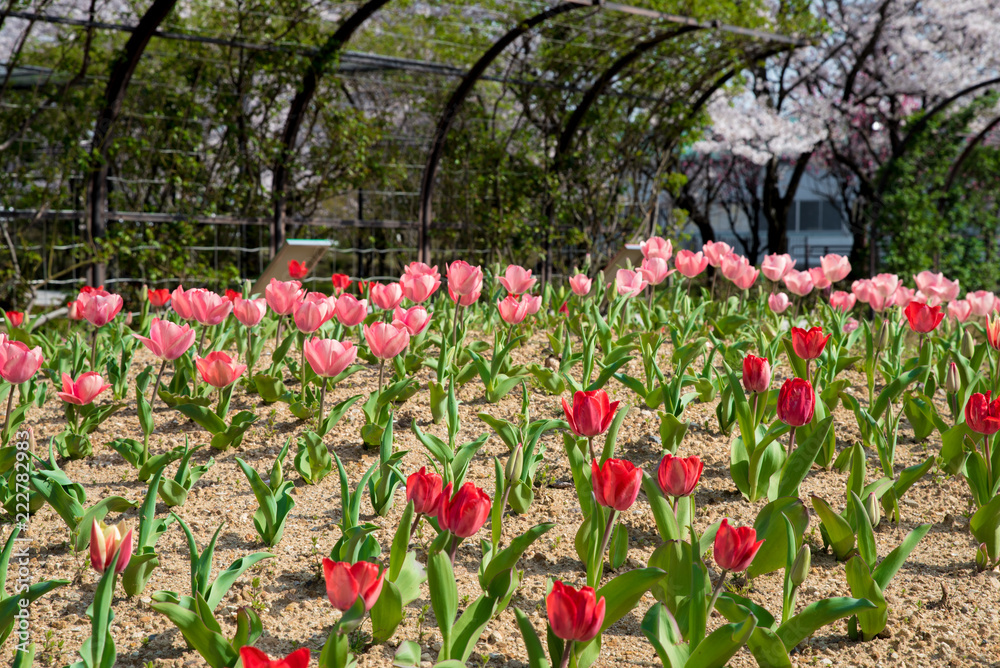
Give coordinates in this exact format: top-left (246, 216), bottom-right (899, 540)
top-left (945, 362), bottom-right (960, 394)
top-left (790, 544), bottom-right (811, 587)
top-left (962, 329), bottom-right (976, 358)
top-left (505, 444), bottom-right (524, 483)
top-left (976, 542), bottom-right (990, 571)
top-left (876, 319), bottom-right (890, 350)
top-left (864, 492), bottom-right (881, 528)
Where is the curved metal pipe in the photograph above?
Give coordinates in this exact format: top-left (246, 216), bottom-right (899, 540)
top-left (86, 0), bottom-right (179, 286)
top-left (417, 2), bottom-right (589, 263)
top-left (271, 0), bottom-right (394, 256)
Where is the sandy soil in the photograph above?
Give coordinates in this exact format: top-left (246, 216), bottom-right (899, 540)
top-left (15, 330), bottom-right (1000, 668)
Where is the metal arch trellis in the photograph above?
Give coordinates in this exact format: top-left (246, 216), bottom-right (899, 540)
top-left (4, 1), bottom-right (806, 290)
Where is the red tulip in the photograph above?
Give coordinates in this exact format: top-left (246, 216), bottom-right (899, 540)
top-left (546, 580), bottom-right (605, 643)
top-left (591, 458), bottom-right (642, 511)
top-left (195, 351), bottom-right (247, 388)
top-left (4, 311), bottom-right (23, 328)
top-left (370, 282), bottom-right (404, 310)
top-left (562, 390), bottom-right (620, 438)
top-left (322, 558), bottom-right (384, 612)
top-left (239, 647), bottom-right (310, 668)
top-left (437, 482), bottom-right (491, 538)
top-left (334, 294), bottom-right (368, 327)
top-left (791, 326), bottom-right (830, 360)
top-left (713, 519), bottom-right (764, 572)
top-left (135, 318), bottom-right (196, 361)
top-left (0, 340), bottom-right (44, 384)
top-left (903, 301), bottom-right (944, 333)
top-left (331, 273), bottom-right (351, 294)
top-left (965, 392), bottom-right (1000, 435)
top-left (224, 289), bottom-right (240, 303)
top-left (304, 338), bottom-right (357, 378)
top-left (233, 297), bottom-right (267, 328)
top-left (288, 260), bottom-right (309, 279)
top-left (742, 354), bottom-right (771, 393)
top-left (499, 264), bottom-right (536, 295)
top-left (147, 289), bottom-right (171, 308)
top-left (656, 453), bottom-right (703, 497)
top-left (777, 377), bottom-right (815, 427)
top-left (265, 278), bottom-right (305, 316)
top-left (559, 300), bottom-right (569, 315)
top-left (392, 305), bottom-right (431, 336)
top-left (67, 300), bottom-right (83, 320)
top-left (406, 467), bottom-right (443, 516)
top-left (364, 322), bottom-right (410, 360)
top-left (90, 519), bottom-right (133, 575)
top-left (57, 372), bottom-right (111, 406)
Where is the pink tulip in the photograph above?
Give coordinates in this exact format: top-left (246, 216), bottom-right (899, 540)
top-left (293, 293), bottom-right (335, 333)
top-left (966, 290), bottom-right (996, 317)
top-left (448, 285), bottom-right (481, 306)
top-left (447, 261), bottom-right (484, 298)
top-left (364, 322), bottom-right (410, 360)
top-left (135, 318), bottom-right (196, 361)
top-left (498, 265), bottom-right (536, 295)
top-left (194, 351), bottom-right (246, 388)
top-left (949, 299), bottom-right (972, 322)
top-left (57, 372), bottom-right (111, 405)
top-left (703, 240), bottom-right (733, 267)
top-left (523, 294), bottom-right (542, 315)
top-left (370, 282), bottom-right (404, 310)
top-left (783, 270), bottom-right (814, 297)
top-left (569, 274), bottom-right (592, 296)
top-left (829, 291), bottom-right (856, 312)
top-left (67, 300), bottom-right (83, 320)
top-left (639, 257), bottom-right (674, 286)
top-left (640, 236), bottom-right (672, 261)
top-left (393, 305), bottom-right (431, 336)
top-left (808, 266), bottom-right (831, 291)
top-left (732, 264), bottom-right (759, 290)
top-left (720, 253), bottom-right (747, 281)
top-left (892, 286), bottom-right (916, 308)
top-left (0, 340), bottom-right (43, 384)
top-left (170, 286), bottom-right (194, 320)
top-left (843, 317), bottom-right (859, 333)
top-left (497, 295), bottom-right (530, 325)
top-left (761, 253), bottom-right (796, 281)
top-left (851, 279), bottom-right (872, 304)
top-left (871, 273), bottom-right (901, 300)
top-left (304, 338), bottom-right (357, 378)
top-left (189, 289), bottom-right (232, 326)
top-left (768, 292), bottom-right (790, 314)
top-left (232, 297), bottom-right (267, 328)
top-left (400, 262), bottom-right (441, 303)
top-left (914, 271), bottom-right (960, 303)
top-left (83, 293), bottom-right (124, 327)
top-left (265, 278), bottom-right (304, 316)
top-left (675, 250), bottom-right (709, 278)
top-left (820, 254), bottom-right (851, 283)
top-left (615, 269), bottom-right (648, 297)
top-left (334, 294), bottom-right (368, 327)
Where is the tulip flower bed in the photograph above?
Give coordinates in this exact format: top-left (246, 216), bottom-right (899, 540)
top-left (3, 247), bottom-right (1000, 668)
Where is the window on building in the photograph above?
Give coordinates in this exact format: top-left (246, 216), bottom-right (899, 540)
top-left (788, 199), bottom-right (844, 232)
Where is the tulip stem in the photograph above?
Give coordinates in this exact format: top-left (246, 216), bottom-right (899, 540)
top-left (1, 387), bottom-right (15, 437)
top-left (983, 433), bottom-right (994, 485)
top-left (150, 358), bottom-right (168, 411)
top-left (706, 569), bottom-right (730, 622)
top-left (587, 436), bottom-right (596, 463)
top-left (596, 509), bottom-right (618, 577)
top-left (275, 315), bottom-right (284, 350)
top-left (451, 304), bottom-right (463, 352)
top-left (558, 640), bottom-right (575, 668)
top-left (317, 378), bottom-right (328, 428)
top-left (409, 512), bottom-right (423, 541)
top-left (448, 534), bottom-right (460, 562)
top-left (786, 426), bottom-right (797, 459)
top-left (377, 359), bottom-right (386, 395)
top-left (197, 327), bottom-right (207, 356)
top-left (246, 327), bottom-right (254, 382)
top-left (300, 336), bottom-right (307, 394)
top-left (90, 330), bottom-right (99, 370)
